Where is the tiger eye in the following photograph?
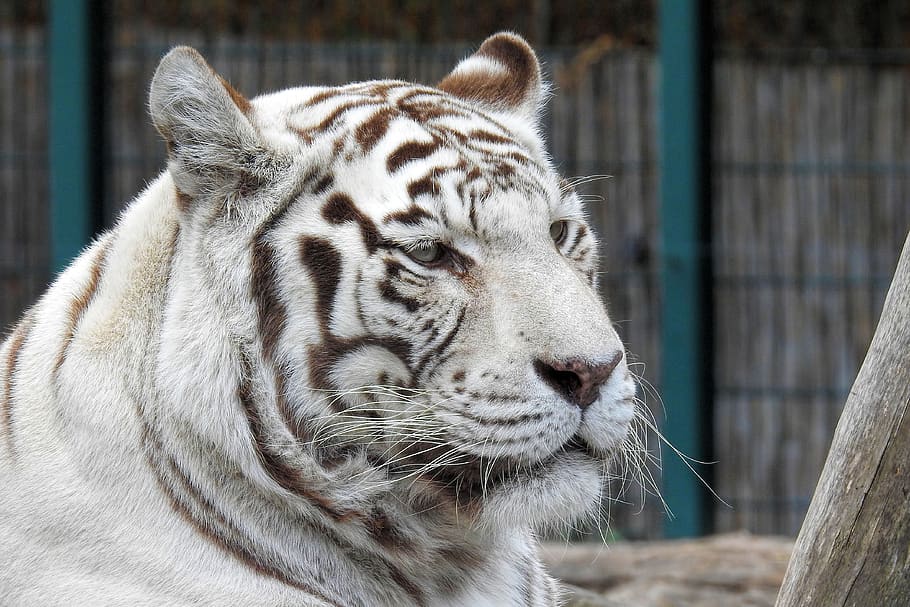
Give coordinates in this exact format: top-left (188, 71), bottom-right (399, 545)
top-left (407, 242), bottom-right (445, 265)
top-left (549, 220), bottom-right (569, 246)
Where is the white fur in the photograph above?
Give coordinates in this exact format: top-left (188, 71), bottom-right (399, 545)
top-left (0, 34), bottom-right (637, 606)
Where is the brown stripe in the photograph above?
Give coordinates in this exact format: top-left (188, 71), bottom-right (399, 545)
top-left (251, 169), bottom-right (323, 431)
top-left (417, 307), bottom-right (466, 374)
top-left (383, 206), bottom-right (433, 226)
top-left (321, 193), bottom-right (384, 253)
top-left (407, 175), bottom-right (440, 200)
top-left (309, 334), bottom-right (415, 397)
top-left (355, 107), bottom-right (397, 152)
top-left (299, 237), bottom-right (344, 336)
top-left (2, 314), bottom-right (33, 459)
top-left (388, 567), bottom-right (426, 607)
top-left (468, 195), bottom-right (479, 232)
top-left (303, 100), bottom-right (377, 138)
top-left (54, 240), bottom-right (111, 375)
top-left (138, 404), bottom-right (345, 607)
top-left (236, 358), bottom-right (353, 521)
top-left (378, 279), bottom-right (422, 313)
top-left (313, 174), bottom-right (334, 195)
top-left (352, 81), bottom-right (405, 100)
top-left (303, 89), bottom-right (342, 108)
top-left (565, 224), bottom-right (587, 256)
top-left (507, 151), bottom-right (530, 164)
top-left (468, 129), bottom-right (514, 146)
top-left (386, 139), bottom-right (441, 173)
top-left (251, 235), bottom-right (288, 368)
top-left (454, 406), bottom-right (543, 427)
top-left (252, 169), bottom-right (321, 360)
top-left (366, 508), bottom-right (410, 551)
top-left (175, 188), bottom-right (193, 212)
top-left (493, 161), bottom-right (515, 179)
top-left (383, 258), bottom-right (412, 280)
top-left (574, 246), bottom-right (591, 260)
top-left (396, 99), bottom-right (463, 124)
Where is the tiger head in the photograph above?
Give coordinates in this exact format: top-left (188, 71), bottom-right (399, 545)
top-left (149, 33), bottom-right (637, 533)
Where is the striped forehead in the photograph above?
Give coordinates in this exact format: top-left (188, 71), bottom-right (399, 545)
top-left (275, 81), bottom-right (560, 238)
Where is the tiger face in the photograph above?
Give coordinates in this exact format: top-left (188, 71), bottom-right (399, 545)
top-left (150, 33), bottom-right (636, 532)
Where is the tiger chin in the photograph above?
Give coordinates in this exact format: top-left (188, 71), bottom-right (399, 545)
top-left (0, 33), bottom-right (638, 607)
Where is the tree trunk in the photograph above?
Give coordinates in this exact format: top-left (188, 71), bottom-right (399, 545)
top-left (775, 232), bottom-right (910, 606)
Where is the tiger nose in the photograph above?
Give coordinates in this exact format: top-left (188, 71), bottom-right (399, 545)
top-left (534, 351), bottom-right (624, 409)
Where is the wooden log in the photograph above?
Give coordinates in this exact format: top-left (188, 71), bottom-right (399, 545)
top-left (775, 232), bottom-right (910, 606)
top-left (544, 533), bottom-right (792, 605)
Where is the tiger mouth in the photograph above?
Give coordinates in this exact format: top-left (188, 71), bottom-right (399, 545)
top-left (403, 434), bottom-right (604, 500)
top-left (561, 436), bottom-right (601, 460)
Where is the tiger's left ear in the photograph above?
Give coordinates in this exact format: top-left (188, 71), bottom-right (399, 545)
top-left (437, 32), bottom-right (546, 126)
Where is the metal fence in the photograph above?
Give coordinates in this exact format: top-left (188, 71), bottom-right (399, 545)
top-left (2, 21), bottom-right (909, 538)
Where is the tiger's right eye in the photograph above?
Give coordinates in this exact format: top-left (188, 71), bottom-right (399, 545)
top-left (405, 242), bottom-right (446, 265)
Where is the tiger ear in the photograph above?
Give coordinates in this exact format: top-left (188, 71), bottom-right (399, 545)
top-left (149, 46), bottom-right (270, 203)
top-left (437, 32), bottom-right (546, 125)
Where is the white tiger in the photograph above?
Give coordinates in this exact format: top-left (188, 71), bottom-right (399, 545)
top-left (0, 33), bottom-right (637, 606)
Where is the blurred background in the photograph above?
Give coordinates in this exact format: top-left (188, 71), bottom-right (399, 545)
top-left (2, 0), bottom-right (909, 543)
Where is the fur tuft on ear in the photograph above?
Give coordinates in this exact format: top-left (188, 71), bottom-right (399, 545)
top-left (437, 32), bottom-right (546, 125)
top-left (149, 47), bottom-right (271, 204)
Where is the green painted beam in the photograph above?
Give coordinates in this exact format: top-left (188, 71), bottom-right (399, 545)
top-left (49, 0), bottom-right (97, 274)
top-left (658, 0), bottom-right (712, 538)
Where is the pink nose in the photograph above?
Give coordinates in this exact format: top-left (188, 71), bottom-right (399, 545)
top-left (534, 351), bottom-right (623, 408)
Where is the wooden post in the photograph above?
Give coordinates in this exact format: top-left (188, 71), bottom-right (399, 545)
top-left (775, 232), bottom-right (910, 606)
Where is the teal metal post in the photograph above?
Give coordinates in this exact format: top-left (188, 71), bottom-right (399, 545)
top-left (49, 0), bottom-right (96, 274)
top-left (658, 0), bottom-right (712, 537)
